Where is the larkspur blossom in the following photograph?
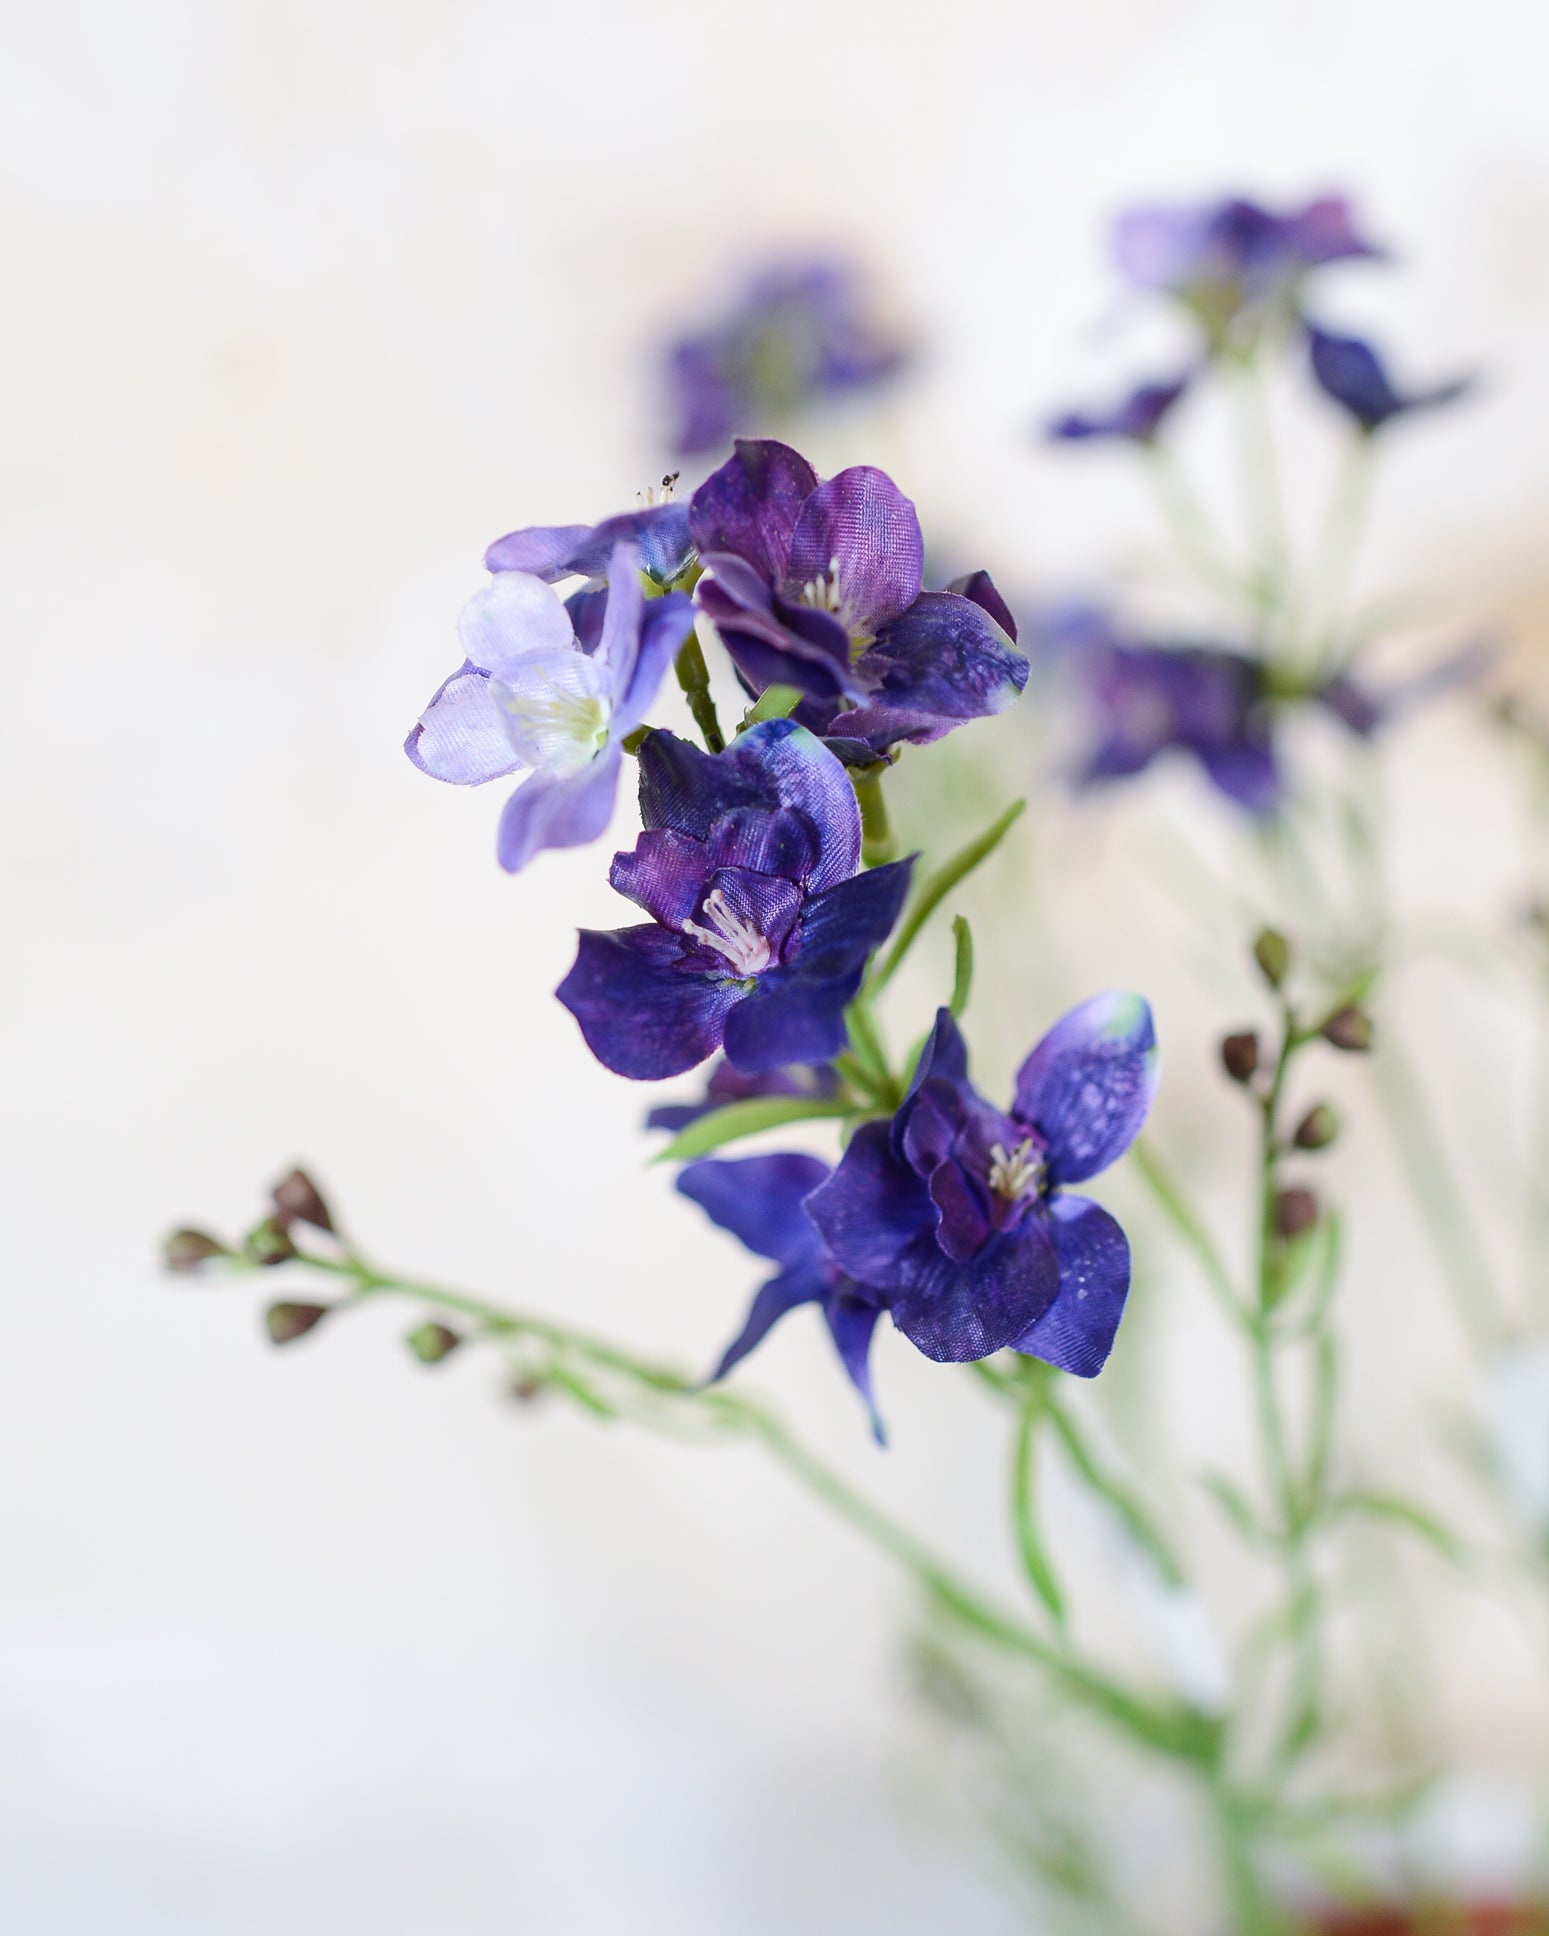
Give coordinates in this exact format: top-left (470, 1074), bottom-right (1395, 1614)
top-left (405, 542), bottom-right (693, 872)
top-left (1306, 323), bottom-right (1472, 434)
top-left (483, 494), bottom-right (696, 591)
top-left (807, 999), bottom-right (1157, 1367)
top-left (1046, 371), bottom-right (1193, 446)
top-left (678, 1153), bottom-right (888, 1442)
top-left (665, 259), bottom-right (906, 456)
top-left (689, 439), bottom-right (1026, 759)
top-left (556, 718), bottom-right (912, 1079)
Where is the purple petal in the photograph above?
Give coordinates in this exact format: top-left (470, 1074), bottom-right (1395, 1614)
top-left (730, 720), bottom-right (861, 890)
top-left (405, 665), bottom-right (521, 786)
top-left (482, 524), bottom-right (596, 579)
top-left (616, 592), bottom-right (694, 736)
top-left (844, 592), bottom-right (1029, 746)
top-left (697, 563), bottom-right (857, 702)
top-left (637, 729), bottom-right (769, 838)
top-left (496, 749), bottom-right (622, 874)
top-left (823, 1292), bottom-right (887, 1445)
top-left (705, 1263), bottom-right (828, 1383)
top-left (591, 543), bottom-right (645, 686)
top-left (944, 570), bottom-right (1019, 643)
top-left (720, 969), bottom-right (860, 1075)
top-left (1013, 992), bottom-right (1159, 1187)
top-left (891, 1221), bottom-right (1060, 1364)
top-left (484, 503), bottom-right (695, 587)
top-left (687, 439), bottom-right (818, 582)
top-left (784, 466), bottom-right (924, 633)
top-left (793, 859), bottom-right (913, 977)
top-left (706, 805), bottom-right (822, 882)
top-left (609, 827), bottom-right (716, 927)
top-left (557, 926), bottom-right (739, 1079)
top-left (677, 1153), bottom-right (831, 1267)
top-left (1199, 739), bottom-right (1280, 814)
top-left (1014, 1195), bottom-right (1131, 1377)
top-left (457, 572), bottom-right (574, 679)
top-left (805, 1121), bottom-right (935, 1283)
top-left (1307, 323), bottom-right (1471, 433)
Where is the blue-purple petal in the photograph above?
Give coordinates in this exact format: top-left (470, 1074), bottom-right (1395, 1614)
top-left (688, 439), bottom-right (818, 582)
top-left (805, 1121), bottom-right (935, 1283)
top-left (844, 592), bottom-right (1029, 747)
top-left (784, 466), bottom-right (924, 633)
top-left (1013, 992), bottom-right (1159, 1186)
top-left (557, 926), bottom-right (739, 1079)
top-left (721, 969), bottom-right (860, 1074)
top-left (616, 591), bottom-right (694, 736)
top-left (890, 1220), bottom-right (1060, 1364)
top-left (405, 665), bottom-right (522, 786)
top-left (495, 749), bottom-right (623, 874)
top-left (677, 1153), bottom-right (830, 1268)
top-left (823, 1293), bottom-right (887, 1445)
top-left (1014, 1195), bottom-right (1131, 1377)
top-left (793, 858), bottom-right (913, 977)
top-left (705, 1263), bottom-right (829, 1383)
top-left (944, 570), bottom-right (1019, 644)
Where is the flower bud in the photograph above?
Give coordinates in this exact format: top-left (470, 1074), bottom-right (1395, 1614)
top-left (271, 1168), bottom-right (333, 1233)
top-left (406, 1321), bottom-right (461, 1365)
top-left (1293, 1104), bottom-right (1339, 1150)
top-left (265, 1301), bottom-right (329, 1345)
top-left (1252, 928), bottom-right (1291, 989)
top-left (1220, 1031), bottom-right (1261, 1084)
top-left (1274, 1186), bottom-right (1320, 1239)
top-left (163, 1228), bottom-right (228, 1274)
top-left (1321, 1005), bottom-right (1373, 1053)
top-left (245, 1217), bottom-right (297, 1267)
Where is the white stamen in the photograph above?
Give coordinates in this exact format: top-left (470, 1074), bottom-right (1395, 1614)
top-left (682, 888), bottom-right (772, 976)
top-left (988, 1138), bottom-right (1044, 1202)
top-left (637, 470), bottom-right (681, 508)
top-left (799, 554), bottom-right (874, 662)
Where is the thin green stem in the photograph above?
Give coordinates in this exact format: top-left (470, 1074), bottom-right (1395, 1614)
top-left (869, 798), bottom-right (1025, 997)
top-left (674, 631), bottom-right (724, 753)
top-left (853, 765), bottom-right (897, 867)
top-left (1130, 1137), bottom-right (1249, 1329)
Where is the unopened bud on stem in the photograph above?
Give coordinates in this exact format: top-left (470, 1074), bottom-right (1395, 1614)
top-left (406, 1322), bottom-right (461, 1365)
top-left (246, 1217), bottom-right (297, 1267)
top-left (1253, 928), bottom-right (1291, 990)
top-left (265, 1301), bottom-right (330, 1345)
top-left (1321, 1006), bottom-right (1373, 1053)
top-left (163, 1228), bottom-right (228, 1273)
top-left (1293, 1104), bottom-right (1339, 1150)
top-left (1221, 1031), bottom-right (1261, 1084)
top-left (1275, 1186), bottom-right (1320, 1239)
top-left (271, 1168), bottom-right (333, 1233)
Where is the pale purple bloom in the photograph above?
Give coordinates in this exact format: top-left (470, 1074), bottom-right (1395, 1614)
top-left (1306, 323), bottom-right (1472, 433)
top-left (484, 499), bottom-right (695, 590)
top-left (679, 1153), bottom-right (888, 1442)
top-left (689, 439), bottom-right (1026, 759)
top-left (807, 1000), bottom-right (1157, 1368)
top-left (557, 719), bottom-right (912, 1079)
top-left (405, 542), bottom-right (692, 873)
top-left (1046, 372), bottom-right (1192, 445)
top-left (666, 260), bottom-right (906, 456)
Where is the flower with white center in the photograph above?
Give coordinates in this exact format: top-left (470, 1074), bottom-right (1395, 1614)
top-left (682, 888), bottom-right (773, 977)
top-left (405, 541), bottom-right (692, 874)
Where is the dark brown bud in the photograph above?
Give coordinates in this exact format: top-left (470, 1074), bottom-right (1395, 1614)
top-left (1221, 1030), bottom-right (1261, 1084)
top-left (271, 1168), bottom-right (333, 1233)
top-left (163, 1228), bottom-right (228, 1273)
top-left (265, 1301), bottom-right (330, 1345)
top-left (1293, 1104), bottom-right (1339, 1150)
top-left (510, 1374), bottom-right (548, 1404)
top-left (1274, 1187), bottom-right (1320, 1239)
top-left (406, 1321), bottom-right (461, 1365)
top-left (1252, 928), bottom-right (1291, 989)
top-left (1321, 1005), bottom-right (1373, 1053)
top-left (246, 1217), bottom-right (297, 1267)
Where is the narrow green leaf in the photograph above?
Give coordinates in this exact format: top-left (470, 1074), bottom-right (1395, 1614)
top-left (1012, 1393), bottom-right (1067, 1628)
top-left (869, 798), bottom-right (1026, 996)
top-left (652, 1094), bottom-right (854, 1165)
top-left (741, 683), bottom-right (803, 727)
top-left (948, 915), bottom-right (974, 1018)
top-left (1327, 1490), bottom-right (1467, 1564)
top-left (1047, 1400), bottom-right (1185, 1586)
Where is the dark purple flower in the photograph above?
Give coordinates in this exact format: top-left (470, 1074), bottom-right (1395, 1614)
top-left (483, 497), bottom-right (696, 591)
top-left (1113, 194), bottom-right (1381, 345)
top-left (688, 439), bottom-right (1027, 759)
top-left (678, 1153), bottom-right (888, 1442)
top-left (556, 719), bottom-right (913, 1080)
top-left (666, 260), bottom-right (906, 457)
top-left (405, 544), bottom-right (693, 873)
top-left (807, 1000), bottom-right (1157, 1369)
top-left (1046, 372), bottom-right (1192, 445)
top-left (1305, 323), bottom-right (1472, 434)
top-left (646, 1057), bottom-right (842, 1134)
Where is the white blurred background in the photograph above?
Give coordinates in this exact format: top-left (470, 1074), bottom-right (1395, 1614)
top-left (6, 2), bottom-right (1549, 1929)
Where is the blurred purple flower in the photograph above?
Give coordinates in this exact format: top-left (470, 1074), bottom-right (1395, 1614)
top-left (405, 543), bottom-right (692, 872)
top-left (678, 1153), bottom-right (889, 1442)
top-left (557, 719), bottom-right (912, 1079)
top-left (807, 1000), bottom-right (1157, 1369)
top-left (1306, 323), bottom-right (1472, 433)
top-left (689, 439), bottom-right (1026, 760)
top-left (666, 260), bottom-right (907, 457)
top-left (646, 1057), bottom-right (841, 1134)
top-left (1046, 371), bottom-right (1193, 445)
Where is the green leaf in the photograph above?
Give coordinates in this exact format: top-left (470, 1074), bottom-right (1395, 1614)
top-left (651, 1094), bottom-right (854, 1164)
top-left (948, 915), bottom-right (974, 1018)
top-left (1012, 1391), bottom-right (1068, 1628)
top-left (741, 683), bottom-right (803, 727)
top-left (868, 797), bottom-right (1025, 996)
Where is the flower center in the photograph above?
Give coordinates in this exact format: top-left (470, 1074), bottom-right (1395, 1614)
top-left (987, 1138), bottom-right (1044, 1202)
top-left (682, 888), bottom-right (772, 976)
top-left (799, 555), bottom-right (874, 663)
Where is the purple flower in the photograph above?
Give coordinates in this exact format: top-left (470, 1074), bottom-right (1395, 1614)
top-left (646, 1057), bottom-right (842, 1134)
top-left (666, 259), bottom-right (906, 457)
top-left (1113, 194), bottom-right (1381, 345)
top-left (556, 719), bottom-right (913, 1079)
top-left (678, 1154), bottom-right (888, 1442)
top-left (807, 1000), bottom-right (1157, 1369)
top-left (406, 543), bottom-right (693, 873)
top-left (1306, 323), bottom-right (1472, 434)
top-left (688, 439), bottom-right (1027, 759)
top-left (483, 497), bottom-right (696, 591)
top-left (1046, 372), bottom-right (1193, 445)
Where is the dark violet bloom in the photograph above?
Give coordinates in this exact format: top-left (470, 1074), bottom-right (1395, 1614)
top-left (483, 496), bottom-right (696, 591)
top-left (807, 1000), bottom-right (1157, 1369)
top-left (1046, 372), bottom-right (1192, 446)
top-left (678, 1154), bottom-right (888, 1442)
top-left (689, 439), bottom-right (1027, 759)
top-left (406, 543), bottom-right (692, 873)
top-left (1113, 194), bottom-right (1381, 344)
top-left (557, 719), bottom-right (913, 1079)
top-left (666, 259), bottom-right (906, 457)
top-left (1306, 323), bottom-right (1472, 434)
top-left (646, 1057), bottom-right (841, 1135)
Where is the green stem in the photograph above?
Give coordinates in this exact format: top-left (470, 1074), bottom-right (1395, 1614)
top-left (853, 765), bottom-right (897, 867)
top-left (674, 631), bottom-right (724, 753)
top-left (868, 798), bottom-right (1025, 996)
top-left (1130, 1137), bottom-right (1249, 1329)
